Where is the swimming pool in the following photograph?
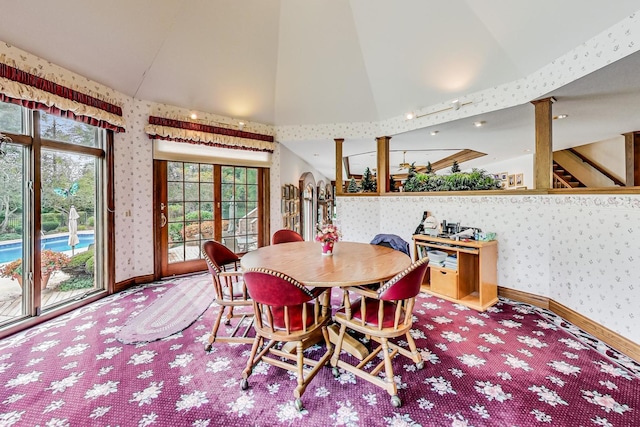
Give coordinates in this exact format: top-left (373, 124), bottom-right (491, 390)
top-left (0, 233), bottom-right (95, 263)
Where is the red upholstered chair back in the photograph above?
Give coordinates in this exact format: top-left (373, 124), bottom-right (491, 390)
top-left (243, 269), bottom-right (313, 307)
top-left (202, 240), bottom-right (240, 274)
top-left (272, 229), bottom-right (304, 245)
top-left (378, 257), bottom-right (430, 301)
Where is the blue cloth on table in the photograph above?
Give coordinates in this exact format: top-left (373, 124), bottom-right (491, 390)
top-left (369, 234), bottom-right (411, 257)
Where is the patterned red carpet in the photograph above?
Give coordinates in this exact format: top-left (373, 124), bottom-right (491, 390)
top-left (0, 273), bottom-right (638, 426)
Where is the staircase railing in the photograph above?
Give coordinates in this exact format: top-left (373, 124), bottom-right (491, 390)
top-left (567, 148), bottom-right (625, 186)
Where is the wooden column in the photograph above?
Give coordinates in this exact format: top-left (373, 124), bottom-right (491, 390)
top-left (376, 136), bottom-right (390, 194)
top-left (531, 97), bottom-right (555, 189)
top-left (334, 138), bottom-right (344, 195)
top-left (623, 132), bottom-right (640, 186)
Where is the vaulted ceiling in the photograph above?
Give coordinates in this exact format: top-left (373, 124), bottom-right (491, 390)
top-left (1, 1), bottom-right (640, 178)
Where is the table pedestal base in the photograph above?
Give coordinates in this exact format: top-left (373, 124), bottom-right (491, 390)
top-left (282, 324), bottom-right (370, 360)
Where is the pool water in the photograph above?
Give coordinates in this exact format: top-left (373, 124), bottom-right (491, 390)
top-left (0, 233), bottom-right (95, 263)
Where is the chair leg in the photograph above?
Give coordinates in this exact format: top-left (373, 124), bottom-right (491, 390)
top-left (293, 341), bottom-right (305, 411)
top-left (405, 331), bottom-right (424, 369)
top-left (330, 324), bottom-right (347, 375)
top-left (241, 336), bottom-right (265, 390)
top-left (205, 306), bottom-right (226, 351)
top-left (380, 338), bottom-right (398, 398)
top-left (225, 306), bottom-right (234, 325)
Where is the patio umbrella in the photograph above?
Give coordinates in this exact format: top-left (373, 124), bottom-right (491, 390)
top-left (68, 205), bottom-right (80, 255)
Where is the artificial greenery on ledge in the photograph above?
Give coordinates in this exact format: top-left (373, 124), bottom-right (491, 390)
top-left (403, 161), bottom-right (502, 192)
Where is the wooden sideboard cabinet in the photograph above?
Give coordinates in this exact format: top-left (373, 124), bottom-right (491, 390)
top-left (412, 234), bottom-right (498, 311)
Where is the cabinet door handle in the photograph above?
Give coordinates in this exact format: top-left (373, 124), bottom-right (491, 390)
top-left (440, 271), bottom-right (446, 275)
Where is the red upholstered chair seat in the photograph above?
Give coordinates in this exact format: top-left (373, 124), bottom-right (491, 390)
top-left (336, 298), bottom-right (402, 329)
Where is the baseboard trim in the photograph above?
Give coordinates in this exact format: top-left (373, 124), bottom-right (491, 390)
top-left (498, 287), bottom-right (640, 363)
top-left (114, 274), bottom-right (155, 293)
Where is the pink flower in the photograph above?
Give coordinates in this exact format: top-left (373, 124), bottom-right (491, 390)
top-left (315, 224), bottom-right (340, 243)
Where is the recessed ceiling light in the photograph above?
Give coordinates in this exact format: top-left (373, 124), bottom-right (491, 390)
top-left (473, 121), bottom-right (485, 127)
top-left (190, 113), bottom-right (198, 120)
top-left (553, 114), bottom-right (568, 120)
top-left (430, 130), bottom-right (439, 136)
top-left (406, 112), bottom-right (415, 120)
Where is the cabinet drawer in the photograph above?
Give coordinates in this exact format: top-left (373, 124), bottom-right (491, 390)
top-left (430, 267), bottom-right (458, 299)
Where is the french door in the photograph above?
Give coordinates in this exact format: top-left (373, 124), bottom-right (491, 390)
top-left (154, 160), bottom-right (266, 278)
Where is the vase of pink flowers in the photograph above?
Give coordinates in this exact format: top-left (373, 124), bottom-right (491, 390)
top-left (315, 224), bottom-right (340, 255)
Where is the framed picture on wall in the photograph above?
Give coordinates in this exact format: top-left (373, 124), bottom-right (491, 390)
top-left (516, 173), bottom-right (523, 186)
top-left (508, 174), bottom-right (515, 187)
top-left (499, 172), bottom-right (508, 181)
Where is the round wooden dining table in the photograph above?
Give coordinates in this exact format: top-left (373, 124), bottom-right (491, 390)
top-left (241, 240), bottom-right (413, 359)
top-left (240, 241), bottom-right (412, 287)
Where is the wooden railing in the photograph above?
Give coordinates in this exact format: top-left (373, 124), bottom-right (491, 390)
top-left (568, 148), bottom-right (625, 186)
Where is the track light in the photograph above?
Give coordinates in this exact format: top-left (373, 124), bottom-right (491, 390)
top-left (451, 99), bottom-right (461, 110)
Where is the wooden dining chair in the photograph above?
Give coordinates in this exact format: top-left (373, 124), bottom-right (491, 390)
top-left (240, 268), bottom-right (333, 411)
top-left (330, 257), bottom-right (430, 408)
top-left (271, 229), bottom-right (304, 244)
top-left (202, 240), bottom-right (254, 351)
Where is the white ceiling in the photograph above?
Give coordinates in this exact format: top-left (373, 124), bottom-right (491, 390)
top-left (1, 1), bottom-right (640, 178)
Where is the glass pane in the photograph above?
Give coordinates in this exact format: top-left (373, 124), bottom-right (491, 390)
top-left (184, 202), bottom-right (199, 220)
top-left (221, 166), bottom-right (234, 183)
top-left (168, 182), bottom-right (184, 202)
top-left (235, 185), bottom-right (247, 201)
top-left (200, 164), bottom-right (213, 181)
top-left (168, 243), bottom-right (184, 263)
top-left (184, 183), bottom-right (199, 201)
top-left (0, 103), bottom-right (23, 133)
top-left (200, 183), bottom-right (213, 201)
top-left (200, 220), bottom-right (214, 240)
top-left (0, 143), bottom-right (25, 322)
top-left (247, 169), bottom-right (257, 185)
top-left (168, 222), bottom-right (184, 246)
top-left (221, 201), bottom-right (230, 220)
top-left (234, 202), bottom-right (247, 219)
top-left (168, 203), bottom-right (184, 221)
top-left (184, 163), bottom-right (199, 182)
top-left (168, 162), bottom-right (183, 181)
top-left (247, 185), bottom-right (258, 201)
top-left (199, 203), bottom-right (213, 220)
top-left (235, 168), bottom-right (246, 184)
top-left (40, 112), bottom-right (97, 147)
top-left (221, 184), bottom-right (234, 201)
top-left (183, 240), bottom-right (201, 261)
top-left (41, 150), bottom-right (97, 310)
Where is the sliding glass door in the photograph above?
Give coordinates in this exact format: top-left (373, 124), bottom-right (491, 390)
top-left (0, 103), bottom-right (107, 326)
top-left (155, 160), bottom-right (265, 277)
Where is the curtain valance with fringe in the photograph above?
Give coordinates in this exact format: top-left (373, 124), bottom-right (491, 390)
top-left (145, 116), bottom-right (274, 152)
top-left (0, 60), bottom-right (125, 132)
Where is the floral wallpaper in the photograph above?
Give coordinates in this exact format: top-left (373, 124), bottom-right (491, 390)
top-left (337, 195), bottom-right (640, 345)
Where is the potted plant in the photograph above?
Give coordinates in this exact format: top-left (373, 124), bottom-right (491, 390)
top-left (0, 250), bottom-right (70, 289)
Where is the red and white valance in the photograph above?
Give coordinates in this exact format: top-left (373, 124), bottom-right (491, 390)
top-left (145, 116), bottom-right (274, 152)
top-left (0, 56), bottom-right (125, 132)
